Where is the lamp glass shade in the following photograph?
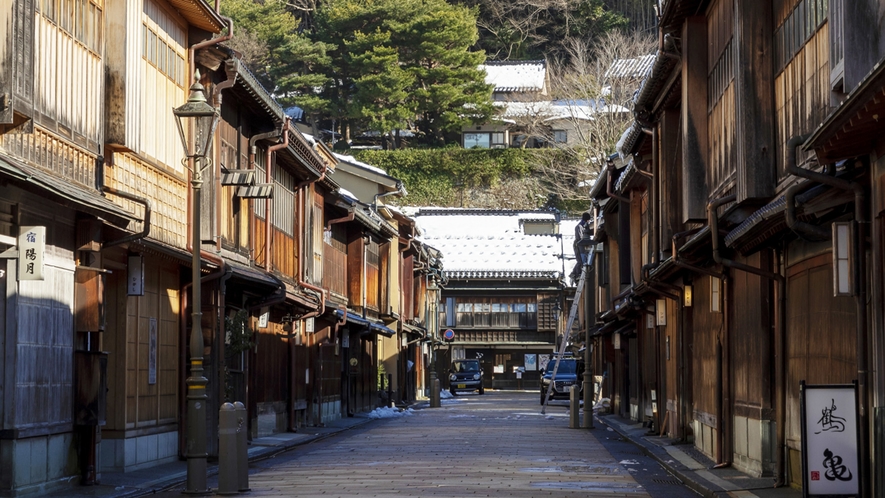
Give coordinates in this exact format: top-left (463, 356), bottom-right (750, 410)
top-left (173, 72), bottom-right (219, 161)
top-left (684, 284), bottom-right (693, 307)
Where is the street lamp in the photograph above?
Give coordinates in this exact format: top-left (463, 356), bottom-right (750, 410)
top-left (553, 301), bottom-right (562, 350)
top-left (173, 69), bottom-right (219, 495)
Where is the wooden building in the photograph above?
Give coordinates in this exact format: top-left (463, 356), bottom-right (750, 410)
top-left (585, 0), bottom-right (885, 494)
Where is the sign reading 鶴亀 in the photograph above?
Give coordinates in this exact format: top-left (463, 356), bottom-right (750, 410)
top-left (800, 382), bottom-right (859, 496)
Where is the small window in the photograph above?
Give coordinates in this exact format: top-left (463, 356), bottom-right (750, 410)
top-left (553, 130), bottom-right (567, 143)
top-left (464, 133), bottom-right (490, 149)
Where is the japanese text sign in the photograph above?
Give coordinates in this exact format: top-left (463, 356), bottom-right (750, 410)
top-left (18, 226), bottom-right (45, 281)
top-left (800, 382), bottom-right (859, 496)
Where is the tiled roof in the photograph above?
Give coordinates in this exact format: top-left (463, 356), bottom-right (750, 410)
top-left (605, 55), bottom-right (656, 80)
top-left (480, 60), bottom-right (547, 93)
top-left (411, 208), bottom-right (574, 280)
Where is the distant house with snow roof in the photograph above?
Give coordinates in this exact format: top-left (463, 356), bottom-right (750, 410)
top-left (411, 208), bottom-right (581, 390)
top-left (463, 60), bottom-right (630, 149)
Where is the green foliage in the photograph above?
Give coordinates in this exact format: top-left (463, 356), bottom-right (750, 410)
top-left (315, 0), bottom-right (493, 141)
top-left (352, 148), bottom-right (533, 205)
top-left (220, 0), bottom-right (332, 113)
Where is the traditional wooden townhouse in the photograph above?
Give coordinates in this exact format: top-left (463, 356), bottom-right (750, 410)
top-left (0, 0), bottom-right (230, 493)
top-left (586, 0), bottom-right (885, 494)
top-left (411, 209), bottom-right (573, 390)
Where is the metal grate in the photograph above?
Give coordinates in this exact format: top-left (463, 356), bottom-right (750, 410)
top-left (652, 478), bottom-right (683, 486)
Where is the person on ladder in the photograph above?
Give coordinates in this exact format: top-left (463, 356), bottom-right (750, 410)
top-left (570, 212), bottom-right (592, 282)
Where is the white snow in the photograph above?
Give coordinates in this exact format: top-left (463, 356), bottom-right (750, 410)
top-left (362, 407), bottom-right (415, 419)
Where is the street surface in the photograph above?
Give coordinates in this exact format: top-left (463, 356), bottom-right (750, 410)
top-left (162, 391), bottom-right (696, 497)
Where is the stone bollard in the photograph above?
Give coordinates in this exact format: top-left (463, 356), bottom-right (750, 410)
top-left (569, 385), bottom-right (580, 429)
top-left (217, 403), bottom-right (238, 495)
top-left (234, 401), bottom-right (250, 492)
top-left (431, 378), bottom-right (440, 408)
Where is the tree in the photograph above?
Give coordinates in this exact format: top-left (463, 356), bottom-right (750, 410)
top-left (455, 0), bottom-right (630, 63)
top-left (528, 30), bottom-right (657, 207)
top-left (314, 0), bottom-right (494, 147)
top-left (220, 0), bottom-right (331, 119)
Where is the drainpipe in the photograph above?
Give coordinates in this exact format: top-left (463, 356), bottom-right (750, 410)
top-left (265, 117), bottom-right (291, 272)
top-left (786, 135), bottom-right (869, 494)
top-left (373, 181), bottom-right (405, 211)
top-left (211, 18), bottom-right (236, 110)
top-left (102, 186), bottom-right (152, 247)
top-left (709, 194), bottom-right (786, 470)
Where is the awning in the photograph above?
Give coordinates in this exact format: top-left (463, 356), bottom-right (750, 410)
top-left (334, 309), bottom-right (396, 337)
top-left (0, 154), bottom-right (136, 227)
top-left (227, 259), bottom-right (283, 288)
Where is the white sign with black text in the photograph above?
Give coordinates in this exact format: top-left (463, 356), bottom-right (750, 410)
top-left (800, 382), bottom-right (859, 496)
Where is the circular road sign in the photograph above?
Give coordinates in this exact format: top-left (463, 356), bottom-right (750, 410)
top-left (444, 329), bottom-right (455, 341)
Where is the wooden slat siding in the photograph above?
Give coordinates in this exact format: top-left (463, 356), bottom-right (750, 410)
top-left (660, 109), bottom-right (681, 248)
top-left (379, 242), bottom-right (390, 314)
top-left (319, 342), bottom-right (340, 413)
top-left (692, 274), bottom-right (724, 431)
top-left (706, 0), bottom-right (736, 198)
top-left (664, 299), bottom-right (679, 437)
top-left (680, 16), bottom-right (709, 223)
top-left (628, 336), bottom-right (640, 414)
top-left (346, 235), bottom-right (364, 309)
top-left (323, 222), bottom-right (347, 296)
top-left (734, 1), bottom-right (775, 201)
top-left (140, 1), bottom-right (187, 172)
top-left (730, 252), bottom-right (773, 420)
top-left (290, 344), bottom-right (308, 426)
top-left (312, 191), bottom-right (323, 284)
top-left (366, 239), bottom-right (380, 311)
top-left (121, 256), bottom-right (179, 429)
top-left (252, 320), bottom-right (289, 420)
top-left (11, 254), bottom-right (75, 433)
top-left (0, 127), bottom-right (97, 190)
top-left (402, 255), bottom-right (413, 320)
top-left (273, 228), bottom-right (295, 278)
top-left (775, 19), bottom-right (829, 179)
top-left (104, 152), bottom-right (188, 249)
top-left (254, 217), bottom-right (267, 268)
top-left (785, 253), bottom-right (856, 450)
top-left (30, 5), bottom-right (103, 153)
top-left (641, 320), bottom-right (658, 420)
top-left (219, 119), bottom-right (238, 248)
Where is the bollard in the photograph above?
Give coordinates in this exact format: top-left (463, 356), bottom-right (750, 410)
top-left (234, 401), bottom-right (250, 492)
top-left (431, 378), bottom-right (440, 408)
top-left (582, 380), bottom-right (594, 429)
top-left (387, 374), bottom-right (394, 408)
top-left (217, 403), bottom-right (238, 495)
top-left (569, 385), bottom-right (580, 429)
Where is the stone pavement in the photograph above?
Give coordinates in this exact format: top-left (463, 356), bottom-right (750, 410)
top-left (596, 413), bottom-right (802, 498)
top-left (44, 415), bottom-right (374, 498)
top-left (46, 396), bottom-right (803, 498)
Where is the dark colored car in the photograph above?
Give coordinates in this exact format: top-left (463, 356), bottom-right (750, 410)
top-left (540, 356), bottom-right (583, 404)
top-left (449, 359), bottom-right (484, 395)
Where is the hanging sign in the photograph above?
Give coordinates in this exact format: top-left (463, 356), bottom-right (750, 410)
top-left (800, 382), bottom-right (859, 496)
top-left (128, 254), bottom-right (145, 296)
top-left (18, 226), bottom-right (45, 281)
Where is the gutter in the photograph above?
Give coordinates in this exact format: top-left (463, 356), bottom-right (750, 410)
top-left (102, 186), bottom-right (152, 248)
top-left (709, 194), bottom-right (785, 472)
top-left (785, 135), bottom-right (869, 494)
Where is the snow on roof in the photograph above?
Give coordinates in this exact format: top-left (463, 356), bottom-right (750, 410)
top-left (480, 60), bottom-right (547, 93)
top-left (337, 187), bottom-right (358, 201)
top-left (334, 153), bottom-right (391, 177)
top-left (413, 209), bottom-right (570, 279)
top-left (496, 100), bottom-right (629, 123)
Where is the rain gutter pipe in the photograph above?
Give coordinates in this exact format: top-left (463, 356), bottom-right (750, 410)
top-left (709, 194), bottom-right (786, 472)
top-left (786, 135), bottom-right (869, 494)
top-left (102, 186), bottom-right (152, 248)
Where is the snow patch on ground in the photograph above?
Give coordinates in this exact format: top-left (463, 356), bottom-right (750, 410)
top-left (362, 407), bottom-right (415, 419)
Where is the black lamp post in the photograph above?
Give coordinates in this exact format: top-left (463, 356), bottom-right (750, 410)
top-left (553, 301), bottom-right (562, 349)
top-left (173, 70), bottom-right (219, 495)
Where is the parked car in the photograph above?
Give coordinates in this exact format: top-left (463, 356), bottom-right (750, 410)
top-left (540, 354), bottom-right (583, 404)
top-left (449, 359), bottom-right (484, 395)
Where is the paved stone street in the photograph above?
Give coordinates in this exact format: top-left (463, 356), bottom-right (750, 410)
top-left (155, 391), bottom-right (696, 497)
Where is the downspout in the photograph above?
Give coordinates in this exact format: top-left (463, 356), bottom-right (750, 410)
top-left (102, 186), bottom-right (152, 247)
top-left (373, 181), bottom-right (405, 211)
top-left (709, 194), bottom-right (786, 470)
top-left (265, 117), bottom-right (291, 272)
top-left (786, 135), bottom-right (869, 493)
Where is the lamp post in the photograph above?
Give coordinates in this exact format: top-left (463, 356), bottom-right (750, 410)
top-left (553, 301), bottom-right (562, 350)
top-left (173, 70), bottom-right (219, 495)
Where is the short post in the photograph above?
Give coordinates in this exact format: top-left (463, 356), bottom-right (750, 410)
top-left (387, 374), bottom-right (394, 408)
top-left (430, 374), bottom-right (440, 408)
top-left (234, 401), bottom-right (249, 492)
top-left (569, 385), bottom-right (580, 429)
top-left (217, 403), bottom-right (237, 495)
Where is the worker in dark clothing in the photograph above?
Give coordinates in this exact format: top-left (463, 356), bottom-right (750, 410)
top-left (570, 212), bottom-right (592, 279)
